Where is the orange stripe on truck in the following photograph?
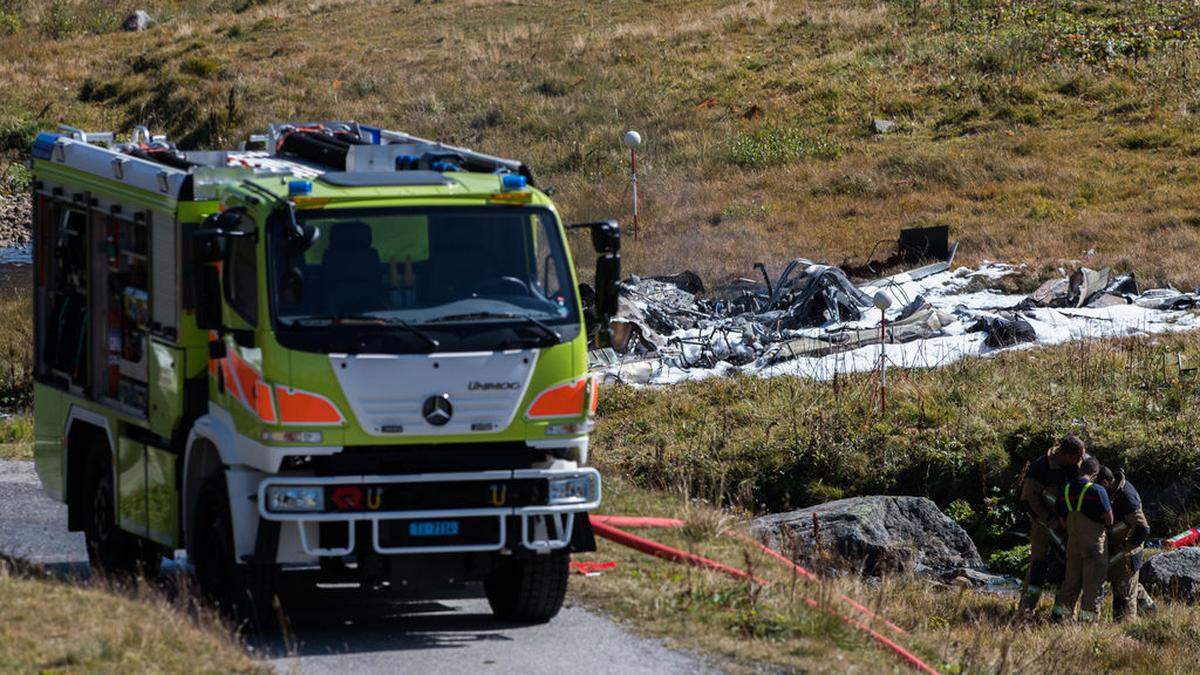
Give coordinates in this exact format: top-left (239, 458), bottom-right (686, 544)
top-left (526, 378), bottom-right (588, 419)
top-left (275, 386), bottom-right (344, 425)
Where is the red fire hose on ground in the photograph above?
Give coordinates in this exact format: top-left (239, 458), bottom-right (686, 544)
top-left (589, 519), bottom-right (767, 583)
top-left (588, 514), bottom-right (939, 675)
top-left (591, 515), bottom-right (909, 636)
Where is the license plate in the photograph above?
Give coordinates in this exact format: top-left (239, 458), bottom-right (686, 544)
top-left (408, 520), bottom-right (459, 537)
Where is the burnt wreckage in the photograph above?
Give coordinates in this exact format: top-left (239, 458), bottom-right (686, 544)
top-left (588, 230), bottom-right (1200, 385)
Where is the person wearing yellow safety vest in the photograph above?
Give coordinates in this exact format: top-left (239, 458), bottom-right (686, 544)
top-left (1097, 466), bottom-right (1156, 620)
top-left (1052, 457), bottom-right (1113, 622)
top-left (1018, 434), bottom-right (1086, 614)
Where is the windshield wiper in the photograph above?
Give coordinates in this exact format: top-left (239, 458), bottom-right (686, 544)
top-left (287, 314), bottom-right (440, 350)
top-left (427, 311), bottom-right (562, 343)
top-left (289, 313), bottom-right (386, 326)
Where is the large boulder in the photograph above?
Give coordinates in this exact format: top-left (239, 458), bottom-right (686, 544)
top-left (751, 496), bottom-right (983, 576)
top-left (1142, 548), bottom-right (1200, 602)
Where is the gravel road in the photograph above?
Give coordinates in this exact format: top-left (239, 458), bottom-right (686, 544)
top-left (0, 459), bottom-right (714, 674)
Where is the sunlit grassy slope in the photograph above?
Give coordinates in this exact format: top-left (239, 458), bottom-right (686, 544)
top-left (3, 0), bottom-right (1200, 285)
top-left (0, 559), bottom-right (266, 673)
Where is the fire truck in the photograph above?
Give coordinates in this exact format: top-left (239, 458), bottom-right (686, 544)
top-left (28, 122), bottom-right (619, 624)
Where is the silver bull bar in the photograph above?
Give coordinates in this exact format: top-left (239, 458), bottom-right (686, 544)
top-left (256, 468), bottom-right (601, 556)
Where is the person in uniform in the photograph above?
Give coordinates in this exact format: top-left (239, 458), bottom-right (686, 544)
top-left (1098, 466), bottom-right (1155, 620)
top-left (1018, 434), bottom-right (1086, 613)
top-left (1052, 457), bottom-right (1113, 622)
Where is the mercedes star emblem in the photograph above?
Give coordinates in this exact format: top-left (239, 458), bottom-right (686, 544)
top-left (422, 393), bottom-right (453, 426)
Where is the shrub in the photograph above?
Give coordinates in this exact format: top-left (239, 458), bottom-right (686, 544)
top-left (0, 10), bottom-right (20, 36)
top-left (727, 126), bottom-right (841, 168)
top-left (986, 545), bottom-right (1029, 576)
top-left (180, 56), bottom-right (221, 79)
top-left (1117, 129), bottom-right (1178, 151)
top-left (0, 115), bottom-right (37, 155)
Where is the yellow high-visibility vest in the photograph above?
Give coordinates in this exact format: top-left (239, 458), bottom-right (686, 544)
top-left (1065, 482), bottom-right (1094, 513)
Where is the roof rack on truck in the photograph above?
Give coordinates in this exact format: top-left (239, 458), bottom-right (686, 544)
top-left (31, 120), bottom-right (536, 201)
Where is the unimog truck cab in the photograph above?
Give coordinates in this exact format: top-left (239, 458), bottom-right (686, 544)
top-left (29, 122), bottom-right (620, 623)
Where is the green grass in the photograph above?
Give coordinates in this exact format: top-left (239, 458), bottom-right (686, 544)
top-left (0, 413), bottom-right (31, 460)
top-left (594, 330), bottom-right (1200, 545)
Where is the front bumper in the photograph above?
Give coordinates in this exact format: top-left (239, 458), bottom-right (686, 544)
top-left (257, 468), bottom-right (601, 556)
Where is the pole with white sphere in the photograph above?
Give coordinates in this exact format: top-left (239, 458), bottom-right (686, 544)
top-left (623, 130), bottom-right (642, 240)
top-left (873, 291), bottom-right (892, 416)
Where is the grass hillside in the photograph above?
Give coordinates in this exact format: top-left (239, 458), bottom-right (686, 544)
top-left (4, 1), bottom-right (1200, 671)
top-left (0, 558), bottom-right (266, 673)
top-left (3, 0), bottom-right (1200, 285)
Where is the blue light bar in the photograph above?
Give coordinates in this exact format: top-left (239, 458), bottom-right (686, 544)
top-left (501, 174), bottom-right (527, 192)
top-left (288, 180), bottom-right (312, 196)
top-left (31, 132), bottom-right (61, 161)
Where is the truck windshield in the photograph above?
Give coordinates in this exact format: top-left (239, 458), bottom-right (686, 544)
top-left (270, 206), bottom-right (580, 352)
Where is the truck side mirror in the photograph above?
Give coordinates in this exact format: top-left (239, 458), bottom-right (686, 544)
top-left (195, 208), bottom-right (247, 262)
top-left (570, 219), bottom-right (620, 255)
top-left (568, 220), bottom-right (622, 334)
top-left (594, 253), bottom-right (620, 321)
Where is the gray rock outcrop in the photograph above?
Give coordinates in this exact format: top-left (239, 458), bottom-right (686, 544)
top-left (1142, 548), bottom-right (1200, 602)
top-left (751, 495), bottom-right (983, 576)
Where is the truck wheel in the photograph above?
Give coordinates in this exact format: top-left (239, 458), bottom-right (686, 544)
top-left (484, 552), bottom-right (570, 623)
top-left (191, 472), bottom-right (277, 631)
top-left (83, 448), bottom-right (160, 578)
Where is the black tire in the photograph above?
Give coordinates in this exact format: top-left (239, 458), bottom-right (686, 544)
top-left (83, 446), bottom-right (161, 578)
top-left (191, 471), bottom-right (277, 631)
top-left (484, 552), bottom-right (570, 623)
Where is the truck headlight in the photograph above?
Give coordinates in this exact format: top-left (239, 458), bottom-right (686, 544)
top-left (548, 475), bottom-right (597, 505)
top-left (265, 486), bottom-right (324, 512)
top-left (260, 430), bottom-right (323, 444)
top-left (545, 420), bottom-right (594, 436)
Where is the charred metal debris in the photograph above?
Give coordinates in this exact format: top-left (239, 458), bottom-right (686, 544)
top-left (588, 229), bottom-right (1200, 384)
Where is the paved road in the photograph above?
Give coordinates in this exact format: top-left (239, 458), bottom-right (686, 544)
top-left (0, 460), bottom-right (713, 674)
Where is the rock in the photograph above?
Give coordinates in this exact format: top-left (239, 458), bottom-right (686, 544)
top-left (751, 496), bottom-right (983, 576)
top-left (872, 119), bottom-right (897, 135)
top-left (121, 10), bottom-right (152, 32)
top-left (940, 567), bottom-right (1021, 590)
top-left (0, 194), bottom-right (32, 249)
top-left (1142, 548), bottom-right (1200, 602)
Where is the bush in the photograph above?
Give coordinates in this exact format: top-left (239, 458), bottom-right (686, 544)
top-left (987, 545), bottom-right (1029, 576)
top-left (0, 10), bottom-right (20, 36)
top-left (1117, 129), bottom-right (1178, 151)
top-left (180, 56), bottom-right (221, 79)
top-left (727, 126), bottom-right (841, 168)
top-left (0, 115), bottom-right (37, 155)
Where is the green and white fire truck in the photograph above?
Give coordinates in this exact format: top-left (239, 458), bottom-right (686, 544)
top-left (28, 122), bottom-right (620, 623)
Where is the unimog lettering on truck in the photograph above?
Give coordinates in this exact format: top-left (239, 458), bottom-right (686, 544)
top-left (29, 122), bottom-right (621, 624)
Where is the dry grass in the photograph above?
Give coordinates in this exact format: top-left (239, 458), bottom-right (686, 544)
top-left (0, 558), bottom-right (266, 673)
top-left (575, 477), bottom-right (1200, 674)
top-left (2, 1), bottom-right (1200, 285)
